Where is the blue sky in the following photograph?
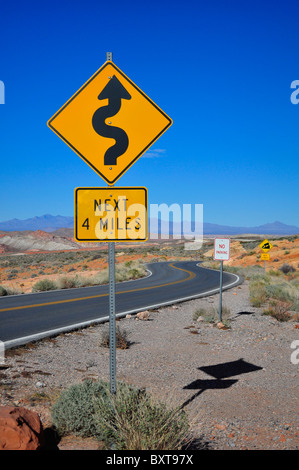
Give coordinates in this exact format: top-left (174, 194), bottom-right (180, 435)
top-left (0, 0), bottom-right (299, 227)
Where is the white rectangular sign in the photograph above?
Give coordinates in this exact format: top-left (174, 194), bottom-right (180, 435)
top-left (214, 238), bottom-right (230, 261)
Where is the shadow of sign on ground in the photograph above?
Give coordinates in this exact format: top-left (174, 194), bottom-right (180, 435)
top-left (181, 358), bottom-right (263, 409)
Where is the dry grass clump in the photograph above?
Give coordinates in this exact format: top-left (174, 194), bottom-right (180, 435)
top-left (30, 260), bottom-right (147, 292)
top-left (92, 260), bottom-right (147, 285)
top-left (249, 271), bottom-right (299, 319)
top-left (99, 325), bottom-right (130, 350)
top-left (51, 380), bottom-right (191, 450)
top-left (32, 279), bottom-right (58, 292)
top-left (263, 299), bottom-right (292, 322)
top-left (193, 305), bottom-right (231, 327)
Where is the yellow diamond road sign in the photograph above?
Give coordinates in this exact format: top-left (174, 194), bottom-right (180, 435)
top-left (259, 239), bottom-right (273, 252)
top-left (75, 187), bottom-right (148, 242)
top-left (48, 61), bottom-right (172, 185)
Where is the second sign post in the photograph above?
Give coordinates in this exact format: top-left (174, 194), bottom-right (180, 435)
top-left (213, 238), bottom-right (231, 323)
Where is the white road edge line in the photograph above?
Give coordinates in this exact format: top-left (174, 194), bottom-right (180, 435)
top-left (3, 267), bottom-right (241, 350)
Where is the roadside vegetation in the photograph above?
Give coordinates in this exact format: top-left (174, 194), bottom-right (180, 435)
top-left (30, 259), bottom-right (147, 292)
top-left (201, 257), bottom-right (299, 322)
top-left (51, 379), bottom-right (191, 450)
top-left (193, 305), bottom-right (232, 328)
top-left (0, 243), bottom-right (190, 294)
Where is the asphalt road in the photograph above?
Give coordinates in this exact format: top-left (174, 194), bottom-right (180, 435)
top-left (0, 261), bottom-right (241, 349)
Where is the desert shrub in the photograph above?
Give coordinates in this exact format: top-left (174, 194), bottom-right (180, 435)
top-left (264, 283), bottom-right (292, 304)
top-left (51, 380), bottom-right (190, 450)
top-left (249, 274), bottom-right (271, 307)
top-left (32, 279), bottom-right (58, 292)
top-left (249, 274), bottom-right (299, 313)
top-left (91, 270), bottom-right (109, 285)
top-left (263, 300), bottom-right (292, 322)
top-left (91, 260), bottom-right (146, 286)
top-left (268, 269), bottom-right (283, 277)
top-left (266, 282), bottom-right (298, 310)
top-left (91, 253), bottom-right (102, 260)
top-left (223, 264), bottom-right (264, 279)
top-left (51, 380), bottom-right (110, 438)
top-left (7, 274), bottom-right (17, 280)
top-left (100, 325), bottom-right (130, 349)
top-left (279, 263), bottom-right (296, 274)
top-left (94, 383), bottom-right (190, 450)
top-left (57, 276), bottom-right (80, 290)
top-left (0, 285), bottom-right (7, 296)
top-left (0, 286), bottom-right (23, 296)
top-left (193, 305), bottom-right (231, 324)
top-left (128, 268), bottom-right (140, 279)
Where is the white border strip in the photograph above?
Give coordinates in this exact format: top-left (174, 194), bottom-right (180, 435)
top-left (3, 267), bottom-right (241, 350)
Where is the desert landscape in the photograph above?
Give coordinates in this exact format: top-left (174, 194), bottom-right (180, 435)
top-left (0, 229), bottom-right (298, 295)
top-left (0, 229), bottom-right (298, 450)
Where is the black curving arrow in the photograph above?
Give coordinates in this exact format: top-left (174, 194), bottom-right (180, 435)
top-left (92, 75), bottom-right (131, 166)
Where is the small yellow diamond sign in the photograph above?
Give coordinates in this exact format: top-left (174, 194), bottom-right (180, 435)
top-left (259, 239), bottom-right (273, 252)
top-left (48, 61), bottom-right (172, 185)
top-left (75, 187), bottom-right (148, 242)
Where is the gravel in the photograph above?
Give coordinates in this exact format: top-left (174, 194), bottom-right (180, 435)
top-left (1, 279), bottom-right (298, 450)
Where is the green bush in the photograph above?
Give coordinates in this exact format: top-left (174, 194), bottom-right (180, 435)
top-left (94, 383), bottom-right (189, 450)
top-left (249, 279), bottom-right (268, 307)
top-left (100, 325), bottom-right (130, 349)
top-left (248, 273), bottom-right (299, 313)
top-left (51, 380), bottom-right (110, 439)
top-left (279, 263), bottom-right (296, 274)
top-left (0, 285), bottom-right (7, 296)
top-left (51, 380), bottom-right (190, 450)
top-left (57, 276), bottom-right (80, 290)
top-left (193, 305), bottom-right (231, 325)
top-left (32, 279), bottom-right (58, 292)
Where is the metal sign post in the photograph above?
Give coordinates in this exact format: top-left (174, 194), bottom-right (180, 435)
top-left (218, 260), bottom-right (223, 322)
top-left (108, 241), bottom-right (116, 394)
top-left (214, 238), bottom-right (230, 323)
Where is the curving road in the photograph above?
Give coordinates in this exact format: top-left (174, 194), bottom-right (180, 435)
top-left (0, 261), bottom-right (241, 349)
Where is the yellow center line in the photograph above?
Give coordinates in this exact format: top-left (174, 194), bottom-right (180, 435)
top-left (0, 263), bottom-right (196, 313)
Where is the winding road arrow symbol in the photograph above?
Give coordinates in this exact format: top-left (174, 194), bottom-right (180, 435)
top-left (92, 75), bottom-right (131, 166)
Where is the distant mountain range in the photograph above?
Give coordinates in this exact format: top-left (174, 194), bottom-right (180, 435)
top-left (0, 214), bottom-right (298, 235)
top-left (0, 214), bottom-right (74, 232)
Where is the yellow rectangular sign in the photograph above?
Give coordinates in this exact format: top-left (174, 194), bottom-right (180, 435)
top-left (75, 187), bottom-right (148, 242)
top-left (261, 253), bottom-right (270, 261)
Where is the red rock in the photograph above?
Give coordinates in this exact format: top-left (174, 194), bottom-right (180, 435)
top-left (0, 406), bottom-right (44, 450)
top-left (214, 424), bottom-right (226, 431)
top-left (136, 310), bottom-right (150, 320)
